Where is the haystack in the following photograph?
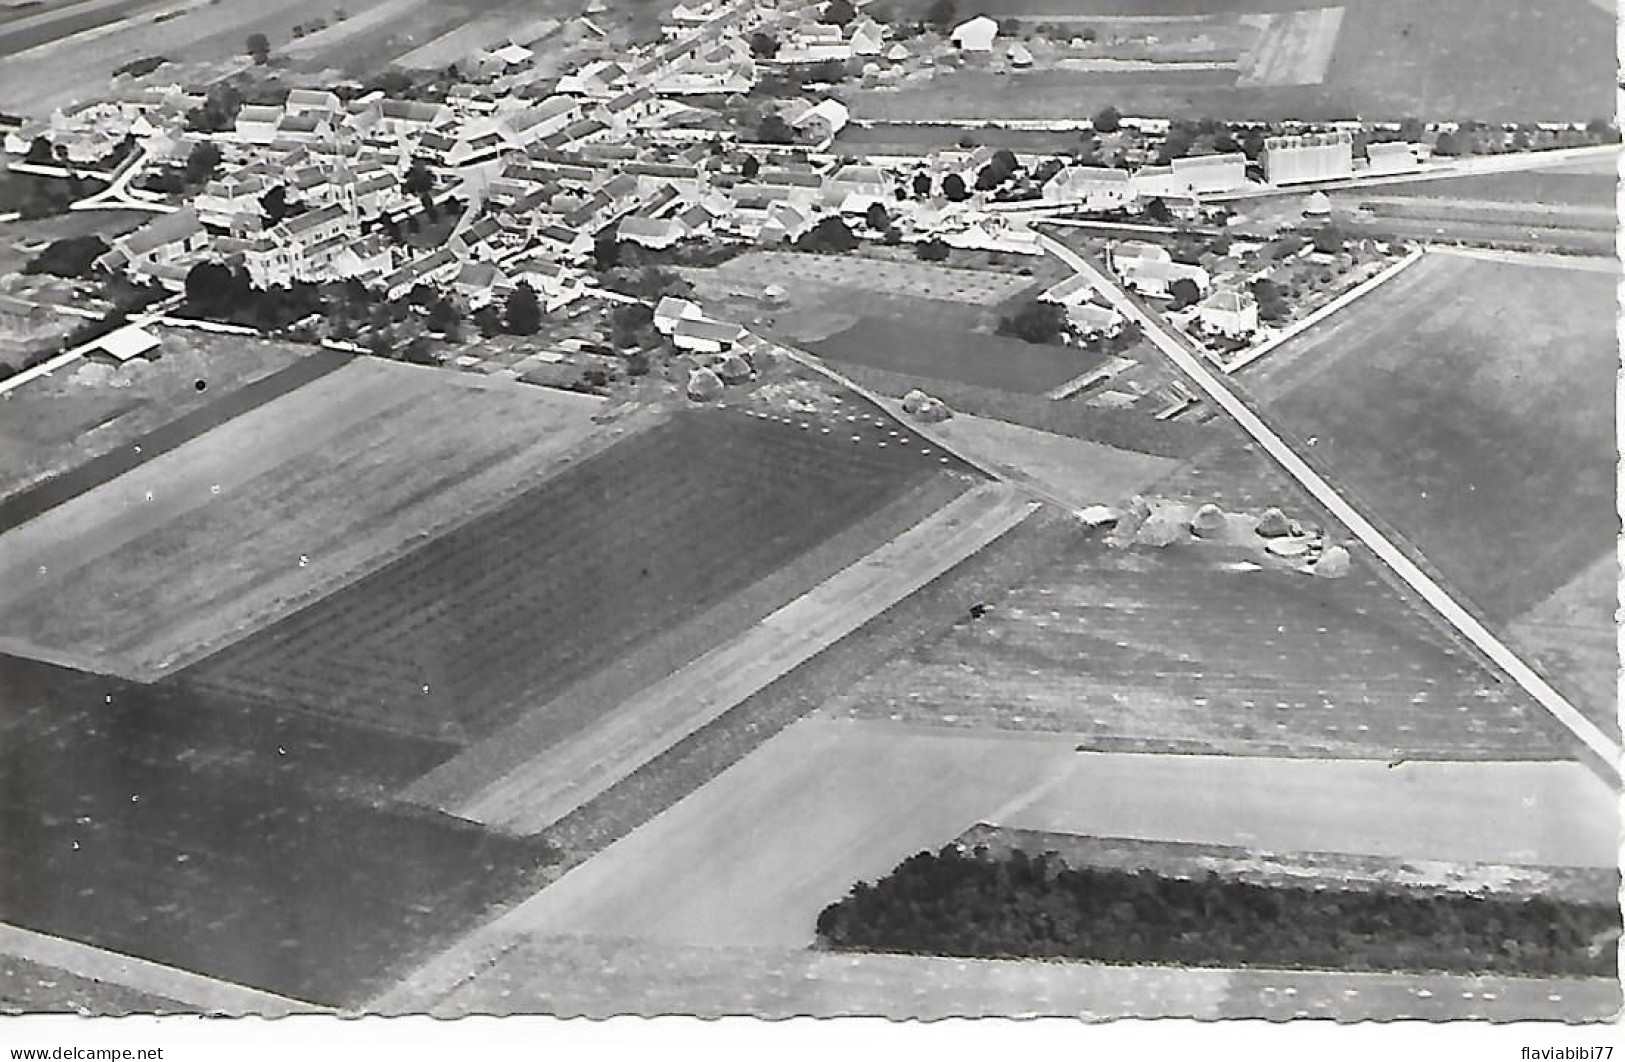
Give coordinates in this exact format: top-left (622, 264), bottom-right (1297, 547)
top-left (901, 388), bottom-right (952, 422)
top-left (686, 366), bottom-right (724, 402)
top-left (715, 353), bottom-right (752, 383)
top-left (1190, 502), bottom-right (1227, 538)
top-left (1256, 506), bottom-right (1292, 538)
top-left (1136, 509), bottom-right (1186, 547)
top-left (1314, 544), bottom-right (1351, 579)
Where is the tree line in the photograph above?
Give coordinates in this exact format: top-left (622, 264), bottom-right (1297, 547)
top-left (816, 845), bottom-right (1617, 977)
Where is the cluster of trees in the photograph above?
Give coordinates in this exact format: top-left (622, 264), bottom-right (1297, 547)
top-left (23, 235), bottom-right (107, 279)
top-left (816, 846), bottom-right (1617, 977)
top-left (245, 33), bottom-right (272, 65)
top-left (141, 141), bottom-right (223, 194)
top-left (0, 168), bottom-right (105, 219)
top-left (1250, 278), bottom-right (1289, 323)
top-left (996, 300), bottom-right (1068, 345)
top-left (914, 238), bottom-right (950, 262)
top-left (974, 148), bottom-right (1020, 192)
top-left (794, 216), bottom-right (858, 254)
top-left (182, 262), bottom-right (324, 328)
top-left (600, 263), bottom-right (693, 303)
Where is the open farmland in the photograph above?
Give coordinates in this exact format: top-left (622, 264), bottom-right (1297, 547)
top-left (711, 251), bottom-right (1037, 306)
top-left (822, 529), bottom-right (1570, 760)
top-left (0, 329), bottom-right (312, 502)
top-left (860, 0), bottom-right (1611, 122)
top-left (0, 651), bottom-right (551, 1008)
top-left (188, 409), bottom-right (949, 746)
top-left (0, 359), bottom-right (615, 679)
top-left (1239, 253), bottom-right (1617, 627)
top-left (413, 930), bottom-right (1619, 1019)
top-left (1509, 553), bottom-right (1620, 741)
top-left (809, 315), bottom-right (1108, 395)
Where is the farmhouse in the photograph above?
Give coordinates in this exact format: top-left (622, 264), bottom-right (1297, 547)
top-left (0, 294), bottom-right (52, 341)
top-left (1119, 258), bottom-right (1210, 299)
top-left (1169, 152), bottom-right (1249, 195)
top-left (672, 316), bottom-right (744, 354)
top-left (1042, 165), bottom-right (1136, 211)
top-left (234, 105), bottom-right (282, 145)
top-left (654, 295), bottom-right (704, 334)
top-left (791, 99), bottom-right (849, 144)
top-left (1196, 288), bottom-right (1258, 337)
top-left (950, 16), bottom-right (998, 52)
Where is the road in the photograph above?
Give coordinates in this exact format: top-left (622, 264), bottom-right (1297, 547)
top-left (71, 143), bottom-right (175, 213)
top-left (432, 482), bottom-right (1038, 832)
top-left (1036, 232), bottom-right (1622, 781)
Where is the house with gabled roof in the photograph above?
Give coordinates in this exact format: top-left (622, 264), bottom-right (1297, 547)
top-left (285, 88), bottom-right (343, 119)
top-left (672, 315), bottom-right (744, 354)
top-left (380, 248), bottom-right (461, 300)
top-left (234, 105), bottom-right (282, 145)
top-left (654, 295), bottom-right (704, 334)
top-left (1195, 288), bottom-right (1258, 337)
top-left (1042, 165), bottom-right (1137, 211)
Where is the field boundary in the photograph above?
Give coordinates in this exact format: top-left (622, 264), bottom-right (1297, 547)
top-left (0, 922), bottom-right (326, 1015)
top-left (445, 482), bottom-right (1039, 833)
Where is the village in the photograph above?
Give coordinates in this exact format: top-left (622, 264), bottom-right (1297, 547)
top-left (1, 0), bottom-right (1611, 398)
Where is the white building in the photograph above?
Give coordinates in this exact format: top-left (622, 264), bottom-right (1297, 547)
top-left (1263, 131), bottom-right (1354, 186)
top-left (1365, 141), bottom-right (1427, 175)
top-left (1042, 165), bottom-right (1137, 211)
top-left (950, 15), bottom-right (998, 52)
top-left (1195, 288), bottom-right (1258, 337)
top-left (1169, 152), bottom-right (1248, 194)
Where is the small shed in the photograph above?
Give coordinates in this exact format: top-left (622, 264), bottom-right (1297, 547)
top-left (86, 325), bottom-right (161, 366)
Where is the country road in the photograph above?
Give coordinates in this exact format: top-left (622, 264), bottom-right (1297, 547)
top-left (1036, 232), bottom-right (1621, 781)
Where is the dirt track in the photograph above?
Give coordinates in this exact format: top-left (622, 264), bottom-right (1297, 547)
top-left (442, 482), bottom-right (1038, 833)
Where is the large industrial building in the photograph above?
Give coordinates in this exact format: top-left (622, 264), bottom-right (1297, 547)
top-left (1263, 131), bottom-right (1355, 185)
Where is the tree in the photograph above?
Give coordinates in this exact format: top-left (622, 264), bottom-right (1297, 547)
top-left (749, 31), bottom-right (778, 58)
top-left (912, 171), bottom-right (933, 197)
top-left (821, 0), bottom-right (856, 25)
top-left (403, 159), bottom-right (434, 207)
top-left (260, 185), bottom-right (295, 224)
top-left (757, 113), bottom-right (796, 145)
top-left (997, 300), bottom-right (1068, 345)
top-left (183, 140), bottom-right (222, 185)
top-left (1432, 130), bottom-right (1464, 156)
top-left (610, 302), bottom-right (655, 348)
top-left (924, 0), bottom-right (956, 31)
top-left (1143, 196), bottom-right (1170, 223)
top-left (1311, 225), bottom-right (1344, 255)
top-left (425, 297), bottom-right (460, 336)
top-left (865, 201), bottom-right (891, 231)
top-left (941, 173), bottom-right (968, 201)
top-left (504, 283), bottom-right (541, 335)
top-left (974, 164), bottom-right (1004, 191)
top-left (1398, 117), bottom-right (1425, 142)
top-left (1092, 105), bottom-right (1121, 134)
top-left (592, 234), bottom-right (621, 272)
top-left (1168, 277), bottom-right (1201, 309)
top-left (1237, 127), bottom-right (1266, 161)
top-left (25, 235), bottom-right (108, 279)
top-left (1250, 278), bottom-right (1288, 323)
top-left (740, 154), bottom-right (761, 179)
top-left (1585, 117), bottom-right (1617, 141)
top-left (915, 238), bottom-right (950, 262)
top-left (245, 32), bottom-right (271, 64)
top-left (795, 216), bottom-right (857, 254)
top-left (991, 148), bottom-right (1018, 175)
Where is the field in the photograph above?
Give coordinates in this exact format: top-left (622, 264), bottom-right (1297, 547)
top-left (420, 931), bottom-right (1619, 1019)
top-left (1241, 254), bottom-right (1617, 626)
top-left (857, 0), bottom-right (1612, 122)
top-left (1509, 553), bottom-right (1620, 740)
top-left (188, 409), bottom-right (947, 745)
top-left (822, 528), bottom-right (1572, 760)
top-left (920, 410), bottom-right (1179, 507)
top-left (708, 250), bottom-right (1038, 307)
top-left (0, 652), bottom-right (551, 1007)
top-left (1349, 169), bottom-right (1617, 209)
top-left (995, 751), bottom-right (1617, 867)
top-left (956, 825), bottom-right (1618, 905)
top-left (809, 315), bottom-right (1108, 395)
top-left (0, 359), bottom-right (617, 679)
top-left (0, 329), bottom-right (310, 502)
top-left (1236, 7), bottom-right (1344, 87)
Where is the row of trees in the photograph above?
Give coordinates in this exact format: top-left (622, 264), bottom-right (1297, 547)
top-left (816, 845), bottom-right (1617, 977)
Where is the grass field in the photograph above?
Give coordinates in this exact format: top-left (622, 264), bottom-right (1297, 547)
top-left (0, 956), bottom-right (186, 1014)
top-left (823, 527), bottom-right (1571, 760)
top-left (188, 409), bottom-right (945, 745)
top-left (0, 359), bottom-right (615, 679)
top-left (418, 930), bottom-right (1618, 1019)
top-left (994, 751), bottom-right (1617, 867)
top-left (1351, 170), bottom-right (1617, 209)
top-left (809, 316), bottom-right (1108, 395)
top-left (0, 329), bottom-right (310, 502)
top-left (0, 652), bottom-right (550, 1007)
top-left (1509, 552), bottom-right (1619, 740)
top-left (956, 825), bottom-right (1619, 905)
top-left (924, 411), bottom-right (1180, 506)
top-left (1241, 253), bottom-right (1617, 626)
top-left (860, 0), bottom-right (1611, 122)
